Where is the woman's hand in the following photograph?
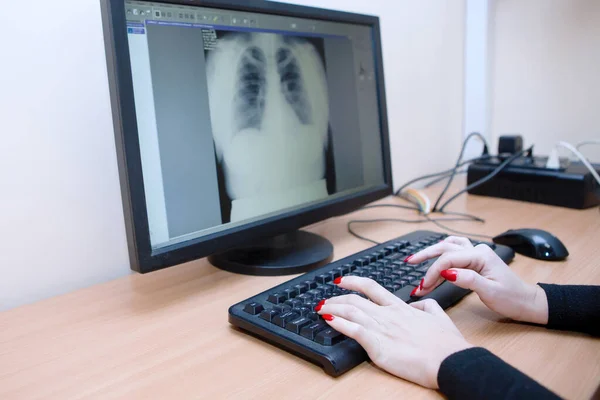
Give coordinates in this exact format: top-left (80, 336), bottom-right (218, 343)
top-left (317, 276), bottom-right (472, 389)
top-left (408, 236), bottom-right (549, 325)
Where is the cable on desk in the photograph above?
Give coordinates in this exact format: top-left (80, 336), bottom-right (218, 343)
top-left (360, 202), bottom-right (485, 223)
top-left (348, 216), bottom-right (482, 245)
top-left (425, 169), bottom-right (468, 188)
top-left (422, 214), bottom-right (494, 240)
top-left (431, 132), bottom-right (490, 212)
top-left (438, 147), bottom-right (533, 212)
top-left (394, 154), bottom-right (491, 196)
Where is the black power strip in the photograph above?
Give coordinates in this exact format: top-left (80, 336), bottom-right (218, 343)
top-left (467, 156), bottom-right (600, 209)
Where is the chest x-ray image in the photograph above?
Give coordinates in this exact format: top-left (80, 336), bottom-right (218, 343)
top-left (205, 32), bottom-right (337, 223)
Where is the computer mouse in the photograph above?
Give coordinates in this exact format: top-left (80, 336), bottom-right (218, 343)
top-left (492, 228), bottom-right (569, 261)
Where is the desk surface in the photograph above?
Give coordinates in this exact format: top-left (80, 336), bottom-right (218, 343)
top-left (1, 188), bottom-right (599, 399)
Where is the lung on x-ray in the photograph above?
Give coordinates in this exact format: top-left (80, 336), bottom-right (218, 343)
top-left (205, 31), bottom-right (336, 223)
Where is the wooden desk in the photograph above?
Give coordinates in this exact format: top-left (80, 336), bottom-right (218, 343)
top-left (1, 190), bottom-right (599, 399)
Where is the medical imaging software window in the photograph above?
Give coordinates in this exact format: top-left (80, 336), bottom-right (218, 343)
top-left (125, 1), bottom-right (386, 248)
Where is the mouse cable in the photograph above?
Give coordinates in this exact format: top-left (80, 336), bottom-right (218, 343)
top-left (360, 201), bottom-right (485, 223)
top-left (421, 213), bottom-right (494, 240)
top-left (576, 140), bottom-right (600, 152)
top-left (347, 216), bottom-right (482, 245)
top-left (438, 147), bottom-right (533, 212)
top-left (424, 169), bottom-right (468, 188)
top-left (394, 154), bottom-right (491, 196)
top-left (432, 132), bottom-right (490, 212)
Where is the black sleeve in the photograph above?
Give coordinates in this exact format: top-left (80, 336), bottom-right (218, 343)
top-left (438, 347), bottom-right (561, 400)
top-left (538, 284), bottom-right (600, 336)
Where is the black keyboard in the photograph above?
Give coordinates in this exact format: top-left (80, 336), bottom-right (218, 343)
top-left (228, 230), bottom-right (515, 376)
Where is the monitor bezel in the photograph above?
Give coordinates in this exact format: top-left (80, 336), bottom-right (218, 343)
top-left (101, 0), bottom-right (393, 273)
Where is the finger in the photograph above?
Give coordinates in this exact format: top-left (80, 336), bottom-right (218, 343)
top-left (417, 247), bottom-right (488, 295)
top-left (322, 315), bottom-right (379, 354)
top-left (409, 299), bottom-right (462, 336)
top-left (336, 276), bottom-right (402, 307)
top-left (443, 236), bottom-right (474, 248)
top-left (407, 242), bottom-right (465, 264)
top-left (323, 293), bottom-right (380, 314)
top-left (409, 298), bottom-right (446, 317)
top-left (318, 303), bottom-right (378, 329)
top-left (439, 268), bottom-right (495, 294)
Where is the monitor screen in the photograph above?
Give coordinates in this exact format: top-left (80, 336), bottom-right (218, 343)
top-left (122, 1), bottom-right (386, 250)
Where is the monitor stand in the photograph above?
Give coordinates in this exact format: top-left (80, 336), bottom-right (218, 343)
top-left (208, 231), bottom-right (334, 276)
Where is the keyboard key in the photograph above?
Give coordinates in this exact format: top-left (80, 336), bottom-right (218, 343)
top-left (393, 279), bottom-right (409, 287)
top-left (318, 285), bottom-right (333, 296)
top-left (334, 266), bottom-right (349, 275)
top-left (315, 328), bottom-right (345, 346)
top-left (285, 299), bottom-right (303, 308)
top-left (384, 246), bottom-right (396, 253)
top-left (243, 302), bottom-right (265, 315)
top-left (303, 280), bottom-right (318, 290)
top-left (286, 317), bottom-right (313, 334)
top-left (294, 307), bottom-right (310, 317)
top-left (272, 311), bottom-right (299, 327)
top-left (283, 288), bottom-right (298, 299)
top-left (307, 288), bottom-right (324, 298)
top-left (259, 309), bottom-right (280, 323)
top-left (293, 284), bottom-right (308, 294)
top-left (267, 293), bottom-right (287, 304)
top-left (273, 304), bottom-right (291, 313)
top-left (342, 263), bottom-right (355, 273)
top-left (306, 311), bottom-right (320, 321)
top-left (316, 274), bottom-right (332, 284)
top-left (297, 293), bottom-right (313, 303)
top-left (391, 272), bottom-right (407, 280)
top-left (300, 321), bottom-right (328, 340)
top-left (394, 284), bottom-right (418, 302)
top-left (416, 263), bottom-right (430, 273)
top-left (354, 258), bottom-right (369, 267)
top-left (386, 253), bottom-right (402, 261)
top-left (329, 270), bottom-right (342, 279)
top-left (366, 254), bottom-right (378, 263)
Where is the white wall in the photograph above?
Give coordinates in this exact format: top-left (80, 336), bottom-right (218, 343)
top-left (463, 0), bottom-right (493, 159)
top-left (0, 0), bottom-right (466, 311)
top-left (490, 0), bottom-right (600, 161)
top-left (0, 1), bottom-right (130, 311)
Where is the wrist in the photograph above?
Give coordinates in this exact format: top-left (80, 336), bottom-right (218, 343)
top-left (430, 340), bottom-right (474, 389)
top-left (518, 284), bottom-right (549, 325)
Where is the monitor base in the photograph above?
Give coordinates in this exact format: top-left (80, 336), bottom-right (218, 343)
top-left (208, 231), bottom-right (334, 276)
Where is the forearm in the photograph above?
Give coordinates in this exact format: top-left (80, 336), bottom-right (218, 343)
top-left (438, 348), bottom-right (561, 400)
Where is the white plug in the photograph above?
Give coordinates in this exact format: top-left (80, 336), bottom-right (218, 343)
top-left (546, 147), bottom-right (561, 169)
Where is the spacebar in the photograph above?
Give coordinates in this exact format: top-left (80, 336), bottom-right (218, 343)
top-left (393, 284), bottom-right (418, 302)
top-left (393, 281), bottom-right (471, 309)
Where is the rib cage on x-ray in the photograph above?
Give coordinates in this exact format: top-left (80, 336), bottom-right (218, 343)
top-left (205, 32), bottom-right (330, 220)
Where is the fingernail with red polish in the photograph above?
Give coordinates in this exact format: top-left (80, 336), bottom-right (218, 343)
top-left (333, 277), bottom-right (343, 285)
top-left (419, 278), bottom-right (424, 290)
top-left (410, 286), bottom-right (419, 297)
top-left (315, 299), bottom-right (326, 312)
top-left (441, 269), bottom-right (458, 282)
top-left (404, 255), bottom-right (414, 263)
top-left (322, 314), bottom-right (334, 321)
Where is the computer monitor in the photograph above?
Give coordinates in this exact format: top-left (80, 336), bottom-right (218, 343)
top-left (101, 0), bottom-right (392, 275)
